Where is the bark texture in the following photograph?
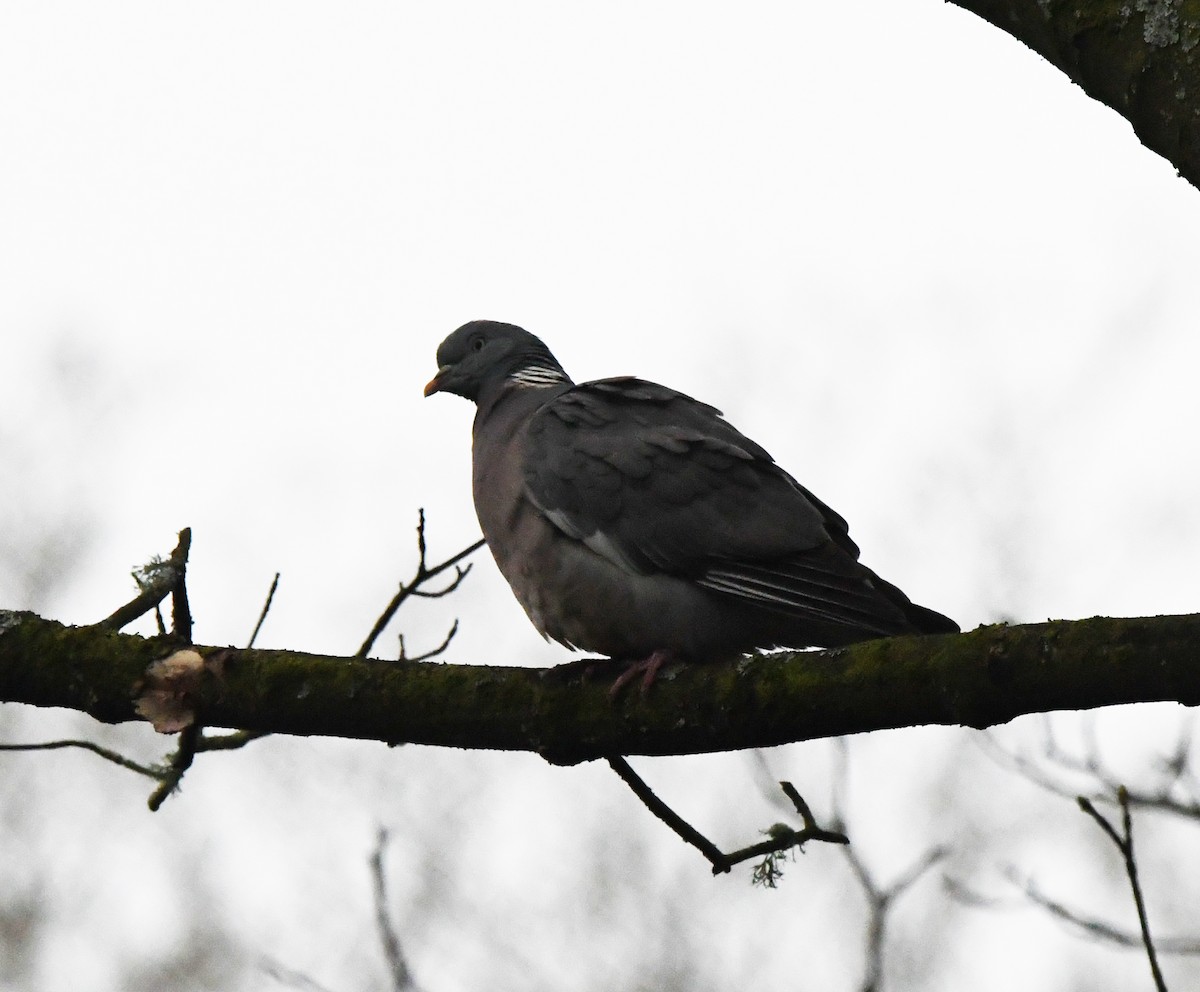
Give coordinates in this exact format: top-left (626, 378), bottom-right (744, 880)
top-left (2, 609), bottom-right (1197, 764)
top-left (953, 0), bottom-right (1200, 188)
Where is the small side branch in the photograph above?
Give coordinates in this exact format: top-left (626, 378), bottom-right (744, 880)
top-left (2, 517), bottom-right (486, 813)
top-left (607, 756), bottom-right (846, 877)
top-left (979, 720), bottom-right (1200, 824)
top-left (0, 738), bottom-right (164, 779)
top-left (171, 534), bottom-right (193, 644)
top-left (258, 957), bottom-right (339, 992)
top-left (371, 829), bottom-right (419, 992)
top-left (986, 786), bottom-right (1199, 990)
top-left (357, 509), bottom-right (484, 659)
top-left (147, 723), bottom-right (201, 812)
top-left (2, 529), bottom-right (208, 809)
top-left (248, 572), bottom-right (281, 649)
top-left (829, 738), bottom-right (949, 992)
top-left (98, 528), bottom-right (192, 631)
top-left (844, 841), bottom-right (950, 992)
top-left (1001, 868), bottom-right (1200, 955)
top-left (195, 730), bottom-right (269, 752)
top-left (607, 756), bottom-right (728, 867)
top-left (1078, 789), bottom-right (1168, 992)
top-left (398, 620), bottom-right (459, 664)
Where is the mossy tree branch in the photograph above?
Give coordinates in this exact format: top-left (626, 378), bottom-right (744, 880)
top-left (1, 610), bottom-right (1198, 765)
top-left (952, 0), bottom-right (1200, 190)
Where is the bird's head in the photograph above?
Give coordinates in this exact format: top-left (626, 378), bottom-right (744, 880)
top-left (424, 320), bottom-right (570, 403)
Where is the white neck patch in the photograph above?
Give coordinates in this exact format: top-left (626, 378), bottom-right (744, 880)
top-left (508, 364), bottom-right (568, 388)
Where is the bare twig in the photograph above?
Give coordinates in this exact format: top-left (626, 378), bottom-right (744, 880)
top-left (183, 575), bottom-right (282, 757)
top-left (0, 730), bottom-right (224, 811)
top-left (1078, 789), bottom-right (1169, 991)
top-left (1002, 865), bottom-right (1200, 955)
top-left (978, 726), bottom-right (1200, 823)
top-left (357, 509), bottom-right (484, 659)
top-left (410, 574), bottom-right (471, 599)
top-left (608, 756), bottom-right (729, 867)
top-left (941, 874), bottom-right (1026, 911)
top-left (195, 730), bottom-right (269, 752)
top-left (608, 756), bottom-right (846, 877)
top-left (371, 829), bottom-right (418, 992)
top-left (994, 785), bottom-right (1198, 989)
top-left (5, 516), bottom-right (480, 811)
top-left (98, 527), bottom-right (192, 631)
top-left (248, 572), bottom-right (281, 649)
top-left (148, 570), bottom-right (281, 786)
top-left (142, 529), bottom-right (200, 811)
top-left (0, 739), bottom-right (165, 779)
top-left (171, 531), bottom-right (193, 643)
top-left (258, 957), bottom-right (340, 992)
top-left (2, 529), bottom-right (207, 807)
top-left (847, 843), bottom-right (950, 992)
top-left (147, 723), bottom-right (201, 812)
top-left (398, 620), bottom-right (460, 663)
top-left (257, 831), bottom-right (422, 992)
top-left (830, 738), bottom-right (950, 992)
top-left (742, 780), bottom-right (853, 887)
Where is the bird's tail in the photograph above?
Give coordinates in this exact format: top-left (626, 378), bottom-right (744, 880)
top-left (901, 600), bottom-right (960, 635)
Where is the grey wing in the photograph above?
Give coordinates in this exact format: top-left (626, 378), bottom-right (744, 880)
top-left (523, 377), bottom-right (910, 634)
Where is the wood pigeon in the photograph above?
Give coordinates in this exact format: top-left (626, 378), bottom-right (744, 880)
top-left (425, 320), bottom-right (958, 686)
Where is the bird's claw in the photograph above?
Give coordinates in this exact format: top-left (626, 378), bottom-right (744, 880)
top-left (607, 649), bottom-right (674, 701)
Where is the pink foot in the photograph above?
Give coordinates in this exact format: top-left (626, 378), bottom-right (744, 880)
top-left (608, 649), bottom-right (675, 700)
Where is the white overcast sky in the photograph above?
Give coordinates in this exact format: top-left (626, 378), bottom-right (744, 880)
top-left (2, 3), bottom-right (1199, 990)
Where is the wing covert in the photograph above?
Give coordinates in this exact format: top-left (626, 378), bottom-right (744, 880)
top-left (522, 377), bottom-right (836, 579)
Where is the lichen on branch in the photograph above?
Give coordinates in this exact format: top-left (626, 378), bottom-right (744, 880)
top-left (1, 609), bottom-right (1198, 764)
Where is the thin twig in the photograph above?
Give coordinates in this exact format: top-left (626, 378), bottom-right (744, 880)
top-left (608, 756), bottom-right (846, 877)
top-left (608, 756), bottom-right (729, 868)
top-left (195, 730), bottom-right (269, 752)
top-left (171, 528), bottom-right (193, 643)
top-left (1078, 789), bottom-right (1169, 991)
top-left (147, 529), bottom-right (199, 809)
top-left (851, 845), bottom-right (949, 992)
top-left (371, 829), bottom-right (418, 992)
top-left (739, 780), bottom-right (851, 885)
top-left (977, 730), bottom-right (1200, 823)
top-left (1001, 866), bottom-right (1200, 954)
top-left (248, 572), bottom-right (281, 649)
top-left (98, 527), bottom-right (192, 630)
top-left (398, 620), bottom-right (460, 663)
top-left (3, 529), bottom-right (205, 807)
top-left (184, 576), bottom-right (282, 758)
top-left (147, 723), bottom-right (201, 812)
top-left (830, 737), bottom-right (950, 992)
top-left (408, 571), bottom-right (471, 598)
top-left (0, 739), bottom-right (165, 779)
top-left (941, 874), bottom-right (1027, 911)
top-left (258, 957), bottom-right (340, 992)
top-left (149, 569), bottom-right (281, 781)
top-left (9, 531), bottom-right (269, 807)
top-left (357, 509), bottom-right (485, 659)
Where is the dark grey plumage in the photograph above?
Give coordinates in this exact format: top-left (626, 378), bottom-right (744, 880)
top-left (425, 319), bottom-right (958, 667)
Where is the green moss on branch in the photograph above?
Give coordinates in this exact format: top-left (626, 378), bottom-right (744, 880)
top-left (1, 610), bottom-right (1198, 764)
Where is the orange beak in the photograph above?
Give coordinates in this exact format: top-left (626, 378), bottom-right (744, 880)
top-left (423, 367), bottom-right (448, 397)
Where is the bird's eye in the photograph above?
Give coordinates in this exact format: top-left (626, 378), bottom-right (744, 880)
top-left (471, 337), bottom-right (485, 352)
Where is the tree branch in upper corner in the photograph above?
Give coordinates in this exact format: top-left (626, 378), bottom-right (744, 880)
top-left (951, 1), bottom-right (1200, 190)
top-left (1, 609), bottom-right (1198, 765)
